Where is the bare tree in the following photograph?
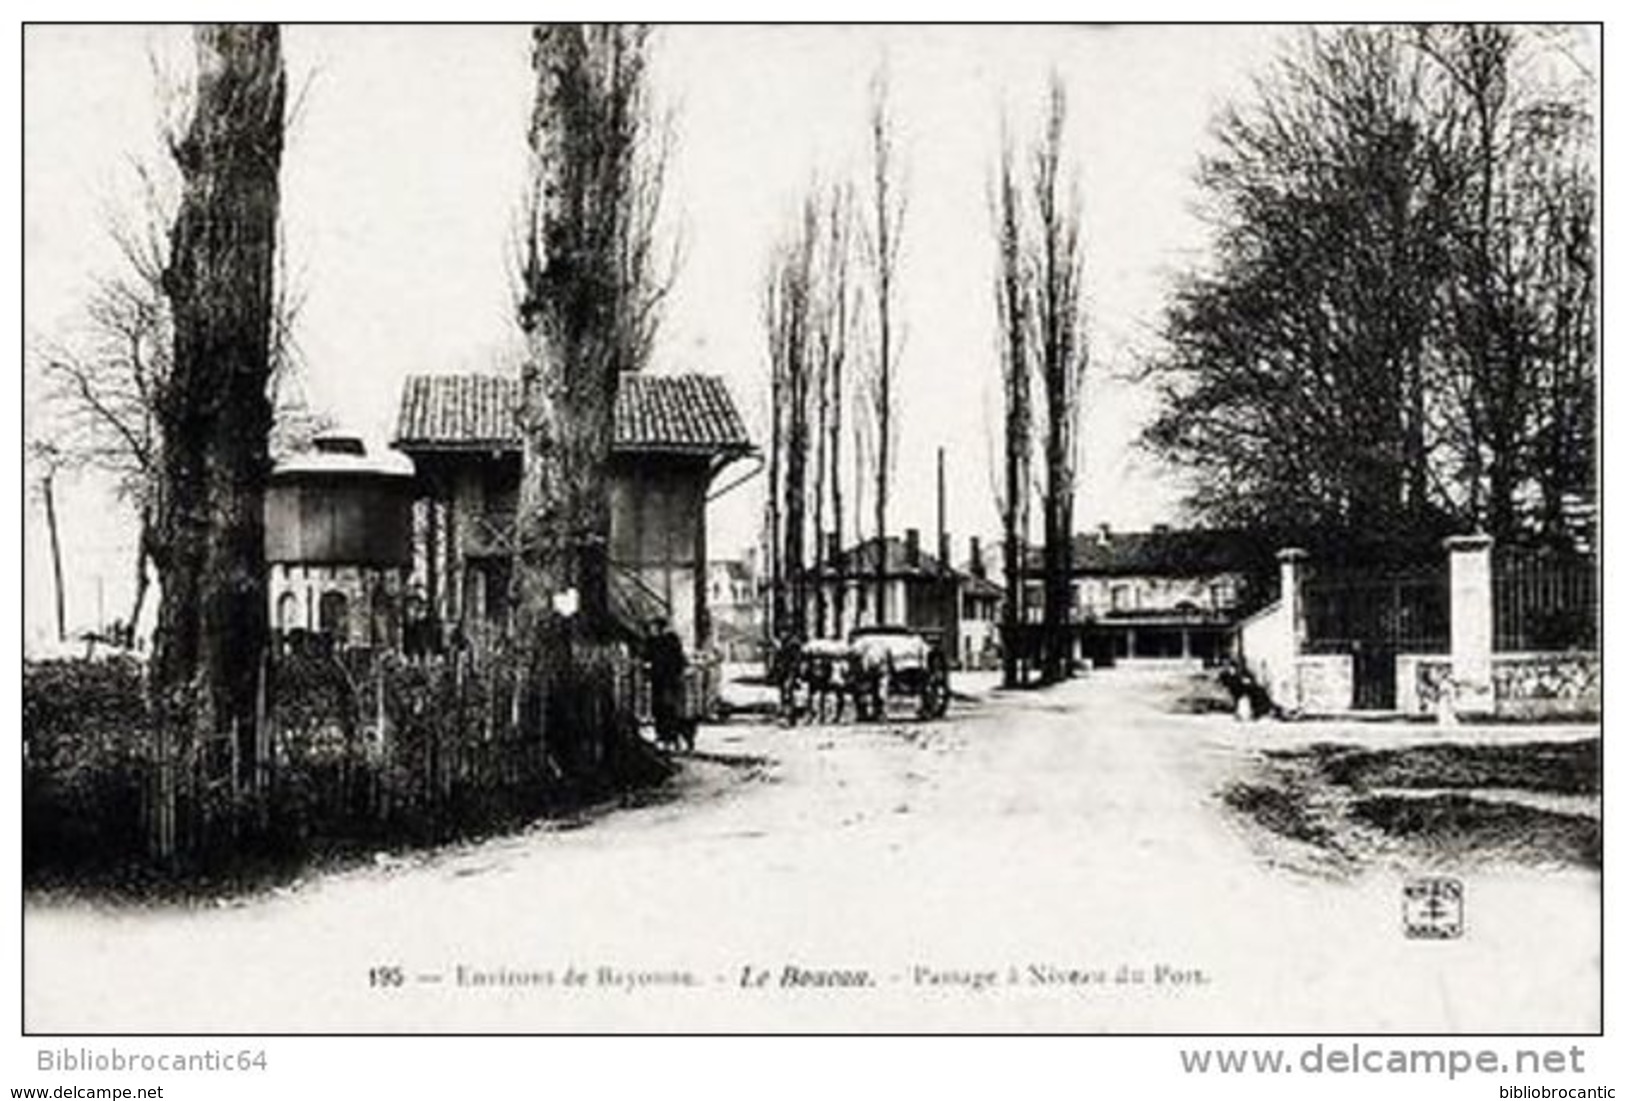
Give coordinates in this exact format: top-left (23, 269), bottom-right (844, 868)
top-left (764, 175), bottom-right (862, 647)
top-left (36, 152), bottom-right (324, 643)
top-left (990, 78), bottom-right (1088, 687)
top-left (150, 25), bottom-right (286, 853)
top-left (992, 117), bottom-right (1032, 689)
top-left (862, 64), bottom-right (907, 624)
top-left (762, 193), bottom-right (818, 643)
top-left (1413, 24), bottom-right (1596, 540)
top-left (1031, 77), bottom-right (1088, 684)
top-left (1142, 25), bottom-right (1594, 547)
top-left (818, 182), bottom-right (857, 637)
top-left (1143, 28), bottom-right (1463, 542)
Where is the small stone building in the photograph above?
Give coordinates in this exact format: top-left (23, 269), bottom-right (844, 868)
top-left (264, 435), bottom-right (416, 650)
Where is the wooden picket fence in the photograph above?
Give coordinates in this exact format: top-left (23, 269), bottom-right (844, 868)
top-left (26, 632), bottom-right (720, 875)
top-left (135, 637), bottom-right (653, 866)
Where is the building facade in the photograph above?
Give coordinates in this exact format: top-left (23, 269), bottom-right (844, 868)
top-left (264, 435), bottom-right (416, 651)
top-left (707, 557), bottom-right (764, 662)
top-left (392, 373), bottom-right (753, 654)
top-left (1000, 526), bottom-right (1268, 667)
top-left (803, 529), bottom-right (965, 664)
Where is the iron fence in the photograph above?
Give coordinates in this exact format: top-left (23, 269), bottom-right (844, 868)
top-left (1493, 545), bottom-right (1597, 652)
top-left (1301, 566), bottom-right (1450, 655)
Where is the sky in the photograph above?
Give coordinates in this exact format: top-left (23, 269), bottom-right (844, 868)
top-left (23, 24), bottom-right (1292, 645)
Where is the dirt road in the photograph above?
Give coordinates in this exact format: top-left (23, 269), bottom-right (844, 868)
top-left (25, 671), bottom-right (1599, 1032)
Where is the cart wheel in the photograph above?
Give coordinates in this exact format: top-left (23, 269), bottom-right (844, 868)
top-left (919, 672), bottom-right (949, 720)
top-left (856, 680), bottom-right (880, 722)
top-left (780, 675), bottom-right (801, 726)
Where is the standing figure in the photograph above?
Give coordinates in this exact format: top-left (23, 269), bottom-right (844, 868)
top-left (647, 617), bottom-right (691, 751)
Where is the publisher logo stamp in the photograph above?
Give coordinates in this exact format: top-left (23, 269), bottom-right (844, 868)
top-left (1404, 876), bottom-right (1464, 939)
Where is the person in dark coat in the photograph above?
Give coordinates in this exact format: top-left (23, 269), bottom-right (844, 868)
top-left (647, 617), bottom-right (690, 751)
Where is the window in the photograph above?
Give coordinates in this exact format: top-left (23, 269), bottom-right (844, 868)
top-left (318, 591), bottom-right (350, 640)
top-left (1110, 582), bottom-right (1135, 612)
top-left (1211, 580), bottom-right (1237, 609)
top-left (276, 592), bottom-right (300, 632)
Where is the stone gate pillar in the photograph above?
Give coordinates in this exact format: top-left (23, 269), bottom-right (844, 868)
top-left (1445, 534), bottom-right (1495, 718)
top-left (1276, 548), bottom-right (1307, 713)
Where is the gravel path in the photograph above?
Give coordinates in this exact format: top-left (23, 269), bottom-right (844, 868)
top-left (25, 671), bottom-right (1598, 1033)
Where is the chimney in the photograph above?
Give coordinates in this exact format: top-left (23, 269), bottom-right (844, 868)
top-left (825, 532), bottom-right (842, 565)
top-left (938, 531), bottom-right (952, 575)
top-left (970, 536), bottom-right (985, 579)
top-left (905, 528), bottom-right (921, 569)
top-left (1096, 523), bottom-right (1112, 547)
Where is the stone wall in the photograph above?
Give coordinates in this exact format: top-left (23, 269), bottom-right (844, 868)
top-left (270, 562), bottom-right (406, 650)
top-left (1491, 652), bottom-right (1600, 720)
top-left (1293, 654), bottom-right (1353, 714)
top-left (1397, 654), bottom-right (1454, 716)
top-left (1237, 599), bottom-right (1292, 705)
top-left (1397, 650), bottom-right (1597, 720)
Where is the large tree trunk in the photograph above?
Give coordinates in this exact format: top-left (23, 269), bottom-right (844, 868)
top-left (151, 24), bottom-right (284, 856)
top-left (517, 25), bottom-right (661, 784)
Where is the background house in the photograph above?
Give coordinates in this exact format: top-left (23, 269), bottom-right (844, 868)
top-left (708, 556), bottom-right (764, 662)
top-left (986, 525), bottom-right (1269, 668)
top-left (809, 529), bottom-right (963, 664)
top-left (392, 372), bottom-right (753, 653)
top-left (957, 536), bottom-right (1002, 670)
top-left (1064, 525), bottom-right (1266, 666)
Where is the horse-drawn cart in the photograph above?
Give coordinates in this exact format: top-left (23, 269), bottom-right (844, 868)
top-left (775, 627), bottom-right (949, 724)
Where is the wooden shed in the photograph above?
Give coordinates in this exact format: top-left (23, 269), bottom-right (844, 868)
top-left (392, 372), bottom-right (754, 654)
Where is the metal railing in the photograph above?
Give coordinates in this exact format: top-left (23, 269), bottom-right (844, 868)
top-left (1493, 546), bottom-right (1597, 652)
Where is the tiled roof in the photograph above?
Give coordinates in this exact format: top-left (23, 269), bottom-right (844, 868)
top-left (394, 375), bottom-right (516, 450)
top-left (1022, 528), bottom-right (1269, 577)
top-left (394, 373), bottom-right (752, 456)
top-left (821, 536), bottom-right (957, 580)
top-left (960, 572), bottom-right (1004, 599)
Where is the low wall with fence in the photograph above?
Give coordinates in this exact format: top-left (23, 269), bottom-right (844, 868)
top-left (1293, 654), bottom-right (1354, 714)
top-left (1491, 652), bottom-right (1600, 720)
top-left (23, 636), bottom-right (682, 879)
top-left (1400, 651), bottom-right (1599, 720)
top-left (1239, 539), bottom-right (1596, 721)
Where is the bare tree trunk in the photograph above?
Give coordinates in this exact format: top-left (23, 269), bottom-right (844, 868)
top-left (764, 194), bottom-right (818, 644)
top-left (41, 467), bottom-right (66, 642)
top-left (994, 120), bottom-right (1030, 689)
top-left (866, 68), bottom-right (906, 626)
top-left (783, 268), bottom-right (810, 643)
top-left (766, 351), bottom-right (783, 645)
top-left (128, 515), bottom-right (153, 646)
top-left (852, 407), bottom-right (869, 627)
top-left (812, 340), bottom-right (828, 639)
top-left (152, 25), bottom-right (284, 850)
top-left (828, 254), bottom-right (847, 639)
top-left (1033, 77), bottom-right (1086, 685)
